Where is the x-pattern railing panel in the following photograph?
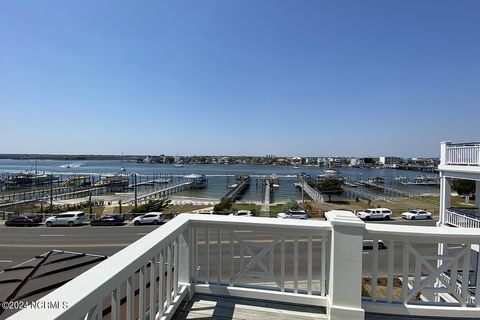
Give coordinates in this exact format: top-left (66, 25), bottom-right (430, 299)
top-left (365, 236), bottom-right (478, 308)
top-left (193, 226), bottom-right (329, 297)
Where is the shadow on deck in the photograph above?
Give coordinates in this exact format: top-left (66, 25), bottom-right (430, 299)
top-left (173, 294), bottom-right (468, 320)
top-left (173, 294), bottom-right (327, 320)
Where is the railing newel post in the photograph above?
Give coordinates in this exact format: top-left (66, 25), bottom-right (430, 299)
top-left (325, 210), bottom-right (365, 320)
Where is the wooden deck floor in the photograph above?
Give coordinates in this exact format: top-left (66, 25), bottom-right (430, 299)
top-left (173, 294), bottom-right (328, 320)
top-left (173, 294), bottom-right (467, 320)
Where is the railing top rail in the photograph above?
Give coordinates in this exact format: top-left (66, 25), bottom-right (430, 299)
top-left (446, 209), bottom-right (480, 221)
top-left (365, 223), bottom-right (480, 239)
top-left (8, 214), bottom-right (191, 320)
top-left (446, 142), bottom-right (480, 147)
top-left (189, 215), bottom-right (332, 231)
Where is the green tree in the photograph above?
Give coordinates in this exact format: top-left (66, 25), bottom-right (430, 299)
top-left (281, 199), bottom-right (303, 212)
top-left (316, 177), bottom-right (343, 202)
top-left (214, 198), bottom-right (233, 212)
top-left (452, 179), bottom-right (476, 197)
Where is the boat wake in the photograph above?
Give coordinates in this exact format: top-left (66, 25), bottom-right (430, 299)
top-left (60, 162), bottom-right (84, 168)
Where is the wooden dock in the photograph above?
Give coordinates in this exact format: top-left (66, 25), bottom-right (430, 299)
top-left (126, 181), bottom-right (193, 206)
top-left (343, 185), bottom-right (392, 202)
top-left (0, 186), bottom-right (109, 209)
top-left (358, 180), bottom-right (417, 197)
top-left (295, 180), bottom-right (324, 203)
top-left (222, 175), bottom-right (250, 202)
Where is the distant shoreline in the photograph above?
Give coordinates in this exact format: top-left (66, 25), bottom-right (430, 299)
top-left (0, 154), bottom-right (139, 161)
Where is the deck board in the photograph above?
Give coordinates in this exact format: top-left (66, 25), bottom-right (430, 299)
top-left (173, 294), bottom-right (327, 320)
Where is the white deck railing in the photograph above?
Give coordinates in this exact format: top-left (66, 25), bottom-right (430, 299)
top-left (446, 209), bottom-right (480, 228)
top-left (444, 143), bottom-right (480, 166)
top-left (363, 223), bottom-right (480, 318)
top-left (9, 212), bottom-right (480, 320)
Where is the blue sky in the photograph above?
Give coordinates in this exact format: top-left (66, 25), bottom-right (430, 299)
top-left (0, 0), bottom-right (479, 157)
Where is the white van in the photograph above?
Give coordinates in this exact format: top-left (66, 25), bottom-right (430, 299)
top-left (45, 211), bottom-right (86, 227)
top-left (356, 208), bottom-right (392, 220)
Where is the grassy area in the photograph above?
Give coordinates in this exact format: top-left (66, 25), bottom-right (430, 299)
top-left (421, 195), bottom-right (476, 208)
top-left (269, 204), bottom-right (285, 214)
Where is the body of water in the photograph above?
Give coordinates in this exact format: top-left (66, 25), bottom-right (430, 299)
top-left (0, 159), bottom-right (439, 203)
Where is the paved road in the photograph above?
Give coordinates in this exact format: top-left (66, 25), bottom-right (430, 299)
top-left (0, 224), bottom-right (159, 269)
top-left (0, 217), bottom-right (438, 279)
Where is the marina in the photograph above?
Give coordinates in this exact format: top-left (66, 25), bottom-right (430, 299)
top-left (0, 159), bottom-right (441, 208)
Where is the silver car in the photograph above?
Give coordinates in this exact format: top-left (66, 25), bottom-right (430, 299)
top-left (277, 209), bottom-right (309, 219)
top-left (45, 211), bottom-right (86, 227)
top-left (132, 212), bottom-right (165, 225)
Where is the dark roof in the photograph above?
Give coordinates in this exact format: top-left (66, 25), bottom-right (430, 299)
top-left (0, 250), bottom-right (107, 318)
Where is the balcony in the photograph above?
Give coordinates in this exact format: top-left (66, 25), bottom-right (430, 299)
top-left (439, 142), bottom-right (480, 177)
top-left (9, 212), bottom-right (480, 320)
top-left (445, 209), bottom-right (480, 229)
top-left (444, 142), bottom-right (480, 166)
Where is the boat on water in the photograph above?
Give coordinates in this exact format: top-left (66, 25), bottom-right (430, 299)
top-left (120, 153), bottom-right (127, 172)
top-left (173, 154), bottom-right (184, 167)
top-left (184, 174), bottom-right (207, 188)
top-left (94, 173), bottom-right (129, 191)
top-left (317, 169), bottom-right (341, 180)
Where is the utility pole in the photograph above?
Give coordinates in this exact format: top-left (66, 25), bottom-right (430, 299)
top-left (134, 173), bottom-right (138, 209)
top-left (301, 177), bottom-right (305, 207)
top-left (50, 173), bottom-right (53, 211)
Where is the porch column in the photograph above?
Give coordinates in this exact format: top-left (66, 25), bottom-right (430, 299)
top-left (440, 141), bottom-right (451, 165)
top-left (439, 175), bottom-right (452, 226)
top-left (325, 210), bottom-right (366, 320)
top-left (178, 224), bottom-right (194, 300)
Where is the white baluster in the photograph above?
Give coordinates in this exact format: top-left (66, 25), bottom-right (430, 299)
top-left (307, 235), bottom-right (312, 295)
top-left (166, 244), bottom-right (172, 308)
top-left (229, 230), bottom-right (234, 286)
top-left (281, 234), bottom-right (285, 292)
top-left (126, 275), bottom-right (135, 320)
top-left (111, 287), bottom-right (120, 320)
top-left (387, 241), bottom-right (394, 303)
top-left (461, 246), bottom-right (471, 307)
top-left (158, 251), bottom-right (164, 317)
top-left (402, 241), bottom-right (410, 303)
top-left (149, 256), bottom-right (156, 320)
top-left (321, 235), bottom-right (326, 296)
top-left (217, 229), bottom-right (221, 284)
top-left (206, 228), bottom-right (210, 284)
top-left (139, 265), bottom-right (146, 320)
top-left (294, 235), bottom-right (299, 294)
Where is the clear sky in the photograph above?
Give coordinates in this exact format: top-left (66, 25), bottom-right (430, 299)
top-left (0, 0), bottom-right (479, 157)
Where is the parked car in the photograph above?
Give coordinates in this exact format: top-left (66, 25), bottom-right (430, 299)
top-left (229, 210), bottom-right (253, 217)
top-left (277, 209), bottom-right (309, 220)
top-left (196, 211), bottom-right (214, 215)
top-left (356, 208), bottom-right (392, 220)
top-left (5, 214), bottom-right (42, 227)
top-left (363, 239), bottom-right (387, 250)
top-left (401, 209), bottom-right (432, 220)
top-left (132, 212), bottom-right (165, 225)
top-left (45, 211), bottom-right (86, 227)
top-left (90, 215), bottom-right (125, 226)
